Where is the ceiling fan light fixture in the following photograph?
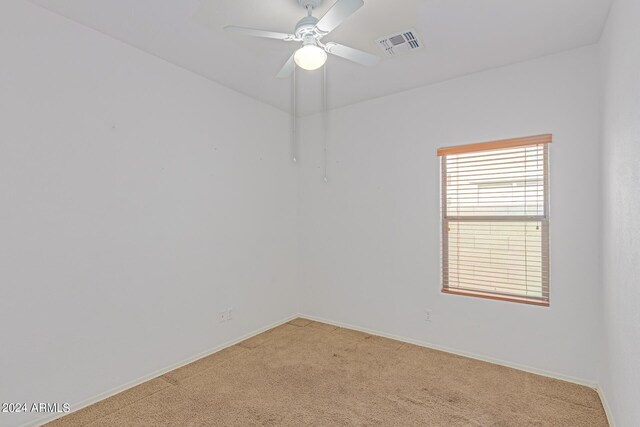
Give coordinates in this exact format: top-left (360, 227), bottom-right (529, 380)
top-left (294, 44), bottom-right (327, 71)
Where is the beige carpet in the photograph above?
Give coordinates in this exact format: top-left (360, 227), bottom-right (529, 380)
top-left (46, 318), bottom-right (608, 426)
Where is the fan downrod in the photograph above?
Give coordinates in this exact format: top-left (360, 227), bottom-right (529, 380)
top-left (298, 0), bottom-right (323, 10)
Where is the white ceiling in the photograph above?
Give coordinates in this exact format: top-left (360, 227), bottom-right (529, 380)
top-left (28, 0), bottom-right (611, 116)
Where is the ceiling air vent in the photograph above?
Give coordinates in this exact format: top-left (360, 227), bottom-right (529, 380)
top-left (376, 29), bottom-right (423, 57)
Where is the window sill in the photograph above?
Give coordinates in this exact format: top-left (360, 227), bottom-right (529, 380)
top-left (442, 288), bottom-right (549, 307)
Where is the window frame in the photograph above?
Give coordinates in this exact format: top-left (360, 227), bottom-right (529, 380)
top-left (439, 135), bottom-right (551, 307)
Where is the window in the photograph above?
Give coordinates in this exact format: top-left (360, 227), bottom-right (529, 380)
top-left (438, 135), bottom-right (551, 306)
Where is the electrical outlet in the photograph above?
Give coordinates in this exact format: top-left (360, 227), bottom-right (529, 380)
top-left (424, 309), bottom-right (432, 322)
top-left (218, 308), bottom-right (233, 323)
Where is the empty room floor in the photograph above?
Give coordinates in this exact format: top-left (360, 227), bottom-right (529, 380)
top-left (46, 319), bottom-right (607, 427)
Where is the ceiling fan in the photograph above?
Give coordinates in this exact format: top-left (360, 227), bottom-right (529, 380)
top-left (224, 0), bottom-right (380, 78)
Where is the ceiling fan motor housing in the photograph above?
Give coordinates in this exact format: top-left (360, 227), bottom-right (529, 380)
top-left (295, 15), bottom-right (321, 39)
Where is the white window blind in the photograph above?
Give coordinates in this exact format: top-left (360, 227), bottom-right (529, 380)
top-left (438, 135), bottom-right (551, 306)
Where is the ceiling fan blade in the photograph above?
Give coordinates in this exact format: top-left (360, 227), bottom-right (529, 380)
top-left (325, 42), bottom-right (380, 66)
top-left (276, 53), bottom-right (296, 79)
top-left (224, 26), bottom-right (294, 41)
top-left (316, 0), bottom-right (364, 34)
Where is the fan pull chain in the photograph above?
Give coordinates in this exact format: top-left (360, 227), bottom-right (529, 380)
top-left (292, 65), bottom-right (297, 163)
top-left (323, 63), bottom-right (328, 183)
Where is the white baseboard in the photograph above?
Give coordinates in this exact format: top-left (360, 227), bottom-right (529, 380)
top-left (299, 313), bottom-right (599, 389)
top-left (25, 314), bottom-right (298, 427)
top-left (597, 386), bottom-right (616, 427)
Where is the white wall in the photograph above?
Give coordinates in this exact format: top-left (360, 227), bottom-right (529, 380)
top-left (298, 46), bottom-right (602, 384)
top-left (599, 0), bottom-right (640, 425)
top-left (0, 2), bottom-right (297, 426)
